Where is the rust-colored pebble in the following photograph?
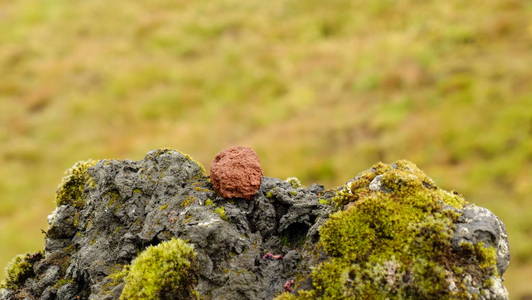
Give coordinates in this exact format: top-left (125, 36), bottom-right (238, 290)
top-left (210, 146), bottom-right (263, 199)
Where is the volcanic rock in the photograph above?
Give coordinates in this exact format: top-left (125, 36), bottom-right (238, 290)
top-left (0, 150), bottom-right (510, 300)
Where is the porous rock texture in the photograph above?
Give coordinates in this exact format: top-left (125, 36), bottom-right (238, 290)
top-left (0, 150), bottom-right (510, 300)
top-left (210, 146), bottom-right (263, 200)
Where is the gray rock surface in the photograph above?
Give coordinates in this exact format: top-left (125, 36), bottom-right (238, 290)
top-left (0, 150), bottom-right (510, 299)
top-left (452, 204), bottom-right (511, 300)
top-left (452, 204), bottom-right (510, 276)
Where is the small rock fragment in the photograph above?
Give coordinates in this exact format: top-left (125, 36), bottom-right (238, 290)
top-left (262, 253), bottom-right (283, 260)
top-left (210, 146), bottom-right (263, 199)
top-left (283, 280), bottom-right (295, 292)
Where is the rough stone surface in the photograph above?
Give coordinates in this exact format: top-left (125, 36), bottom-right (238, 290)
top-left (0, 150), bottom-right (510, 300)
top-left (210, 146), bottom-right (263, 200)
top-left (452, 205), bottom-right (511, 276)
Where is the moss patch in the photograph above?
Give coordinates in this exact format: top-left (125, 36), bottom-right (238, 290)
top-left (285, 177), bottom-right (303, 189)
top-left (0, 252), bottom-right (40, 289)
top-left (53, 278), bottom-right (73, 289)
top-left (120, 239), bottom-right (198, 300)
top-left (56, 160), bottom-right (97, 208)
top-left (279, 160), bottom-right (498, 299)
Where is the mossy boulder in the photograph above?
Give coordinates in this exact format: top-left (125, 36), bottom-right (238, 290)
top-left (0, 151), bottom-right (509, 300)
top-left (276, 160), bottom-right (509, 299)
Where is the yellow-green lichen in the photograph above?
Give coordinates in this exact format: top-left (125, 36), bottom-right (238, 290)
top-left (53, 278), bottom-right (74, 289)
top-left (72, 212), bottom-right (81, 227)
top-left (0, 253), bottom-right (36, 289)
top-left (318, 198), bottom-right (330, 206)
top-left (193, 186), bottom-right (211, 193)
top-left (183, 214), bottom-right (194, 224)
top-left (180, 196), bottom-right (197, 207)
top-left (205, 199), bottom-right (214, 206)
top-left (106, 190), bottom-right (124, 214)
top-left (120, 239), bottom-right (198, 300)
top-left (214, 206), bottom-right (228, 221)
top-left (286, 177), bottom-right (303, 188)
top-left (280, 161), bottom-right (498, 299)
top-left (183, 153), bottom-right (207, 176)
top-left (106, 191), bottom-right (120, 206)
top-left (56, 160), bottom-right (97, 208)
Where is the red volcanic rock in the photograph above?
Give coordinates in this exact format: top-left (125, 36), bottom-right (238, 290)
top-left (210, 146), bottom-right (263, 199)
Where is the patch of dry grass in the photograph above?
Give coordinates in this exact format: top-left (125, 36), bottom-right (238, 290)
top-left (0, 0), bottom-right (530, 297)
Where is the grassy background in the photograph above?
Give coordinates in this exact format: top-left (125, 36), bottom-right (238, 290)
top-left (0, 0), bottom-right (530, 298)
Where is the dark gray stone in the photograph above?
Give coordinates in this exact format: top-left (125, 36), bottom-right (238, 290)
top-left (0, 151), bottom-right (511, 300)
top-left (452, 204), bottom-right (511, 275)
top-left (1, 150), bottom-right (329, 300)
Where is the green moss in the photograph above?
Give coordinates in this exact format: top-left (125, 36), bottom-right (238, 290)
top-left (0, 253), bottom-right (35, 289)
top-left (280, 235), bottom-right (290, 247)
top-left (318, 198), bottom-right (330, 206)
top-left (214, 206), bottom-right (228, 221)
top-left (274, 293), bottom-right (298, 300)
top-left (105, 190), bottom-right (124, 214)
top-left (63, 244), bottom-right (77, 254)
top-left (53, 278), bottom-right (73, 289)
top-left (114, 226), bottom-right (123, 234)
top-left (191, 289), bottom-right (202, 299)
top-left (286, 177), bottom-right (303, 188)
top-left (120, 239), bottom-right (198, 300)
top-left (281, 161), bottom-right (498, 299)
top-left (72, 212), bottom-right (80, 227)
top-left (106, 191), bottom-right (120, 206)
top-left (459, 241), bottom-right (498, 271)
top-left (205, 199), bottom-right (214, 206)
top-left (56, 160), bottom-right (97, 208)
top-left (159, 204), bottom-right (169, 210)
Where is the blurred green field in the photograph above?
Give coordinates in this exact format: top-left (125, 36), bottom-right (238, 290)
top-left (0, 0), bottom-right (531, 298)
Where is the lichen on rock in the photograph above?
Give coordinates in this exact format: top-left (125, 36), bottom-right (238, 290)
top-left (0, 152), bottom-right (510, 300)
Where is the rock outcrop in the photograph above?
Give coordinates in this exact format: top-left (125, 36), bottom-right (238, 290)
top-left (0, 149), bottom-right (510, 299)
